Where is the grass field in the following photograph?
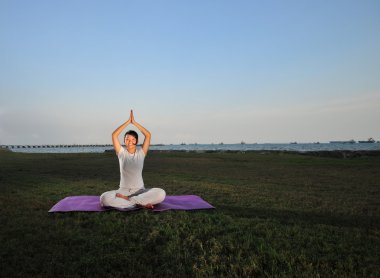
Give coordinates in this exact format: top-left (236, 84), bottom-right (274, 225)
top-left (0, 149), bottom-right (379, 277)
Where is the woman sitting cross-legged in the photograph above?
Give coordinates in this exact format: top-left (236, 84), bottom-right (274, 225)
top-left (100, 110), bottom-right (166, 209)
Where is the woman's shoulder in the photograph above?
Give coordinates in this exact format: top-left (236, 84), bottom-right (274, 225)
top-left (137, 146), bottom-right (146, 156)
top-left (117, 146), bottom-right (126, 157)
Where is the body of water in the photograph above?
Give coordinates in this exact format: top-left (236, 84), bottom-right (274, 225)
top-left (4, 143), bottom-right (380, 153)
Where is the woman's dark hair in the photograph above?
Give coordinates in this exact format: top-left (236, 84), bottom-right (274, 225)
top-left (124, 130), bottom-right (138, 144)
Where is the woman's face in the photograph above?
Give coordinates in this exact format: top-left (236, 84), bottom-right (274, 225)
top-left (125, 135), bottom-right (137, 147)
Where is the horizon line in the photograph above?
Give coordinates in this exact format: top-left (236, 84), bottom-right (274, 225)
top-left (2, 140), bottom-right (379, 147)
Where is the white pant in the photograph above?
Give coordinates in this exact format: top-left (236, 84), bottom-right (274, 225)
top-left (100, 188), bottom-right (166, 209)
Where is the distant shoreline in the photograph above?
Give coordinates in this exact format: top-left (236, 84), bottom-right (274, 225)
top-left (2, 147), bottom-right (380, 158)
top-left (3, 142), bottom-right (380, 154)
top-left (147, 149), bottom-right (380, 158)
top-left (1, 141), bottom-right (379, 149)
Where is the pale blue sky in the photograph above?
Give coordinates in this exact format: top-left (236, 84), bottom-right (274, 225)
top-left (1, 0), bottom-right (379, 144)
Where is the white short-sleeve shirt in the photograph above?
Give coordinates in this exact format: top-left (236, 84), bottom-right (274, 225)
top-left (117, 146), bottom-right (145, 193)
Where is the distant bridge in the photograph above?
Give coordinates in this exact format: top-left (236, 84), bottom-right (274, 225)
top-left (1, 144), bottom-right (113, 149)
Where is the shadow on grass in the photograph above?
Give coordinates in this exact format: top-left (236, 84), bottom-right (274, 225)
top-left (219, 205), bottom-right (380, 229)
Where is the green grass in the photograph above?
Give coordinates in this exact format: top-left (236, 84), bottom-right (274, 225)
top-left (1, 150), bottom-right (379, 277)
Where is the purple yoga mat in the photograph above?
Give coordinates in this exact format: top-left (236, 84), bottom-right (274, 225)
top-left (48, 195), bottom-right (215, 213)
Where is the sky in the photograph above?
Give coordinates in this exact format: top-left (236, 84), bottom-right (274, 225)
top-left (1, 0), bottom-right (379, 145)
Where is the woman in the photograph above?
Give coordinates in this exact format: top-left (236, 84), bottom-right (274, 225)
top-left (100, 110), bottom-right (166, 209)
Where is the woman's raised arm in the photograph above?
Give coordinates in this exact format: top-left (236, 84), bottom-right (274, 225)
top-left (112, 112), bottom-right (132, 154)
top-left (131, 111), bottom-right (151, 155)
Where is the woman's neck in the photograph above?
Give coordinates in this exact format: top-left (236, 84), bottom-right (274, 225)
top-left (127, 145), bottom-right (136, 154)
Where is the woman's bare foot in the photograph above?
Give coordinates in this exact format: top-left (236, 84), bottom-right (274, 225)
top-left (143, 203), bottom-right (154, 209)
top-left (116, 193), bottom-right (129, 200)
